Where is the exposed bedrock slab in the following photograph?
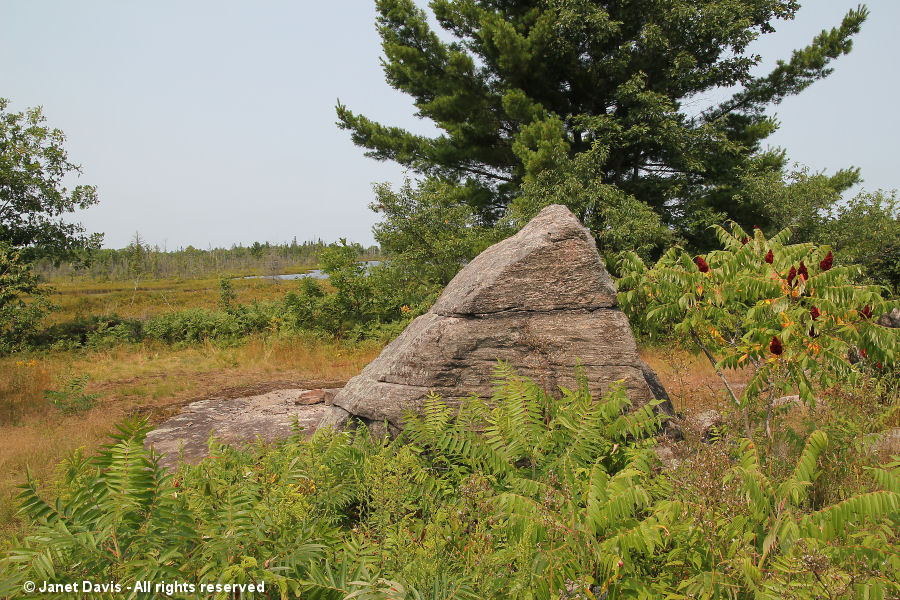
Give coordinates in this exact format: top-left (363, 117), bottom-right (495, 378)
top-left (321, 204), bottom-right (672, 431)
top-left (145, 388), bottom-right (340, 468)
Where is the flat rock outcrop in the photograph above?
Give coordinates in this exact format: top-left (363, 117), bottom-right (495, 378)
top-left (321, 204), bottom-right (672, 432)
top-left (145, 388), bottom-right (340, 468)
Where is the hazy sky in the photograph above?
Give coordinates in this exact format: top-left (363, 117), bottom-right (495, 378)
top-left (2, 1), bottom-right (897, 249)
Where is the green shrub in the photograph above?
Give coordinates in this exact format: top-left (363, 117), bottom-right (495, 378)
top-left (218, 274), bottom-right (237, 312)
top-left (371, 178), bottom-right (499, 288)
top-left (0, 243), bottom-right (50, 354)
top-left (140, 303), bottom-right (278, 345)
top-left (142, 307), bottom-right (241, 344)
top-left (507, 146), bottom-right (671, 268)
top-left (618, 222), bottom-right (898, 437)
top-left (43, 373), bottom-right (99, 415)
top-left (822, 190), bottom-right (900, 293)
top-left (3, 365), bottom-right (898, 598)
top-left (33, 314), bottom-right (143, 349)
top-left (656, 436), bottom-right (899, 598)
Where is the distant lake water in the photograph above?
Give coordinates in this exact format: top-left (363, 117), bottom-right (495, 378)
top-left (240, 269), bottom-right (325, 281)
top-left (238, 261), bottom-right (381, 281)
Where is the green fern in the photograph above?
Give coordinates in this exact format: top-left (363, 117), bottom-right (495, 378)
top-left (666, 431), bottom-right (900, 598)
top-left (5, 367), bottom-right (897, 600)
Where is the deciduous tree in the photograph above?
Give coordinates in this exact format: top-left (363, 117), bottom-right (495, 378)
top-left (0, 98), bottom-right (101, 260)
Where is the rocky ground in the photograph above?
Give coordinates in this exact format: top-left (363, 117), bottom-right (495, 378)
top-left (144, 387), bottom-right (340, 468)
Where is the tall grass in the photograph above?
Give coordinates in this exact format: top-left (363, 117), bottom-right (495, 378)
top-left (43, 276), bottom-right (303, 324)
top-left (0, 336), bottom-right (382, 542)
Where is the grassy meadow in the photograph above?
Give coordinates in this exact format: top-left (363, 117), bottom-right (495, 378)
top-left (0, 273), bottom-right (384, 542)
top-left (1, 241), bottom-right (897, 597)
top-left (0, 268), bottom-right (752, 544)
top-left (45, 273), bottom-right (311, 323)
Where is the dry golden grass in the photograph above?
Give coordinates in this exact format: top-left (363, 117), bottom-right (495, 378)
top-left (639, 344), bottom-right (753, 417)
top-left (0, 336), bottom-right (382, 542)
top-left (43, 275), bottom-right (311, 323)
top-left (0, 323), bottom-right (788, 546)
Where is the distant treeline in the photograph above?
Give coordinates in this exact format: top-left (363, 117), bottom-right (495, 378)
top-left (33, 238), bottom-right (381, 282)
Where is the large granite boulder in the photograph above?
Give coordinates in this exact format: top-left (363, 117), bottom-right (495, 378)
top-left (321, 204), bottom-right (672, 433)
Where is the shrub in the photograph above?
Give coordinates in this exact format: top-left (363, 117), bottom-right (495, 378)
top-left (0, 243), bottom-right (50, 354)
top-left (507, 146), bottom-right (671, 268)
top-left (655, 435), bottom-right (900, 598)
top-left (3, 365), bottom-right (898, 598)
top-left (139, 303), bottom-right (277, 345)
top-left (314, 241), bottom-right (432, 338)
top-left (43, 373), bottom-right (99, 415)
top-left (218, 274), bottom-right (237, 312)
top-left (618, 222), bottom-right (898, 437)
top-left (142, 307), bottom-right (241, 344)
top-left (822, 190), bottom-right (900, 292)
top-left (371, 178), bottom-right (498, 288)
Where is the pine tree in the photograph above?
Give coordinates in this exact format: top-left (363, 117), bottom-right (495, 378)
top-left (337, 1), bottom-right (867, 248)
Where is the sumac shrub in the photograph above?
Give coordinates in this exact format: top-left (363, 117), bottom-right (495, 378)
top-left (618, 222), bottom-right (898, 437)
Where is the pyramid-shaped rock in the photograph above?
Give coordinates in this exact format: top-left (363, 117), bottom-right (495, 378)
top-left (321, 204), bottom-right (671, 432)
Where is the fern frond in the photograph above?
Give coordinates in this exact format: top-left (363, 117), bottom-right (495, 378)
top-left (486, 362), bottom-right (546, 463)
top-left (777, 430), bottom-right (828, 507)
top-left (868, 467), bottom-right (900, 494)
top-left (732, 444), bottom-right (776, 521)
top-left (799, 491), bottom-right (900, 541)
top-left (587, 465), bottom-right (652, 534)
top-left (597, 515), bottom-right (665, 575)
top-left (17, 468), bottom-right (65, 525)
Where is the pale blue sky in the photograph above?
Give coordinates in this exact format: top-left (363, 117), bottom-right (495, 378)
top-left (1, 1), bottom-right (897, 249)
